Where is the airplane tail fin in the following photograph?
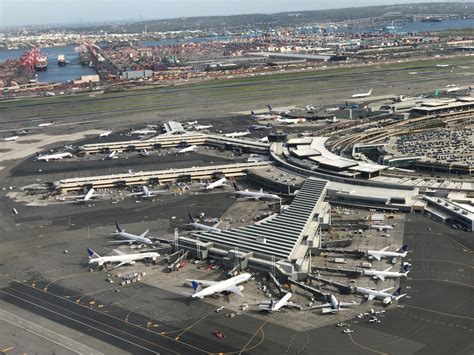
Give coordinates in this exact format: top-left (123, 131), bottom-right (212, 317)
top-left (232, 182), bottom-right (240, 191)
top-left (398, 244), bottom-right (408, 253)
top-left (368, 89), bottom-right (373, 95)
top-left (269, 299), bottom-right (274, 310)
top-left (87, 248), bottom-right (100, 259)
top-left (188, 212), bottom-right (195, 223)
top-left (267, 104), bottom-right (272, 111)
top-left (251, 110), bottom-right (255, 115)
top-left (191, 281), bottom-right (202, 294)
top-left (392, 287), bottom-right (401, 297)
top-left (115, 222), bottom-right (123, 233)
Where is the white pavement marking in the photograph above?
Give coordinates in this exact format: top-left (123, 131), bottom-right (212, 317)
top-left (0, 308), bottom-right (104, 355)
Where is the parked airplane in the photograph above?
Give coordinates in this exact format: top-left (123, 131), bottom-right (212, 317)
top-left (110, 222), bottom-right (153, 245)
top-left (258, 293), bottom-right (301, 312)
top-left (436, 63), bottom-right (449, 67)
top-left (233, 183), bottom-right (280, 201)
top-left (4, 136), bottom-right (19, 141)
top-left (102, 150), bottom-right (118, 160)
top-left (224, 130), bottom-right (251, 138)
top-left (276, 117), bottom-right (306, 124)
top-left (250, 111), bottom-right (281, 120)
top-left (257, 136), bottom-right (269, 143)
top-left (194, 123), bottom-right (213, 131)
top-left (36, 152), bottom-right (73, 162)
top-left (187, 212), bottom-right (221, 232)
top-left (352, 89), bottom-right (373, 98)
top-left (313, 295), bottom-right (358, 314)
top-left (38, 121), bottom-right (54, 127)
top-left (128, 185), bottom-right (166, 198)
top-left (131, 128), bottom-right (157, 135)
top-left (355, 286), bottom-right (406, 305)
top-left (187, 120), bottom-right (198, 126)
top-left (87, 248), bottom-right (159, 269)
top-left (203, 177), bottom-right (227, 190)
top-left (249, 123), bottom-right (273, 131)
top-left (363, 266), bottom-right (410, 281)
top-left (446, 86), bottom-right (460, 93)
top-left (99, 130), bottom-right (112, 138)
top-left (367, 245), bottom-right (408, 261)
top-left (177, 145), bottom-right (198, 154)
top-left (65, 187), bottom-right (96, 202)
top-left (187, 273), bottom-right (252, 299)
top-left (370, 224), bottom-right (394, 232)
top-left (267, 104), bottom-right (289, 114)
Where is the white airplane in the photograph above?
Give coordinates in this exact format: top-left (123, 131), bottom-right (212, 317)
top-left (258, 293), bottom-right (301, 312)
top-left (130, 128), bottom-right (157, 135)
top-left (313, 295), bottom-right (358, 314)
top-left (188, 273), bottom-right (251, 299)
top-left (99, 130), bottom-right (112, 138)
top-left (36, 152), bottom-right (73, 162)
top-left (224, 130), bottom-right (251, 138)
top-left (187, 120), bottom-right (198, 126)
top-left (4, 136), bottom-right (19, 141)
top-left (257, 136), bottom-right (269, 143)
top-left (127, 185), bottom-right (167, 198)
top-left (352, 89), bottom-right (373, 98)
top-left (367, 245), bottom-right (408, 261)
top-left (203, 177), bottom-right (227, 190)
top-left (187, 212), bottom-right (221, 232)
top-left (64, 187), bottom-right (97, 202)
top-left (370, 224), bottom-right (394, 232)
top-left (194, 124), bottom-right (213, 131)
top-left (102, 151), bottom-right (118, 160)
top-left (232, 183), bottom-right (280, 201)
top-left (38, 121), bottom-right (54, 127)
top-left (110, 222), bottom-right (153, 245)
top-left (87, 248), bottom-right (159, 269)
top-left (436, 63), bottom-right (449, 67)
top-left (326, 107), bottom-right (340, 112)
top-left (249, 123), bottom-right (272, 131)
top-left (276, 117), bottom-right (306, 125)
top-left (356, 286), bottom-right (406, 305)
top-left (363, 266), bottom-right (410, 282)
top-left (446, 86), bottom-right (460, 93)
top-left (177, 145), bottom-right (198, 154)
top-left (250, 111), bottom-right (281, 120)
top-left (267, 104), bottom-right (289, 114)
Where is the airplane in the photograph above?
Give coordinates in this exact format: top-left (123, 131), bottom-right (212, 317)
top-left (326, 107), bottom-right (340, 112)
top-left (4, 136), bottom-right (19, 142)
top-left (352, 89), bottom-right (373, 98)
top-left (36, 152), bottom-right (73, 162)
top-left (446, 86), bottom-right (460, 93)
top-left (130, 128), bottom-right (157, 135)
top-left (87, 248), bottom-right (159, 269)
top-left (187, 212), bottom-right (221, 232)
top-left (363, 265), bottom-right (410, 282)
top-left (203, 177), bottom-right (227, 190)
top-left (102, 151), bottom-right (118, 160)
top-left (258, 293), bottom-right (302, 312)
top-left (312, 295), bottom-right (358, 314)
top-left (275, 117), bottom-right (306, 125)
top-left (194, 123), bottom-right (213, 131)
top-left (367, 245), bottom-right (408, 261)
top-left (249, 123), bottom-right (272, 131)
top-left (257, 136), bottom-right (269, 143)
top-left (232, 183), bottom-right (280, 201)
top-left (127, 185), bottom-right (167, 198)
top-left (110, 222), bottom-right (153, 245)
top-left (267, 104), bottom-right (289, 114)
top-left (64, 187), bottom-right (96, 202)
top-left (326, 117), bottom-right (338, 123)
top-left (99, 130), bottom-right (112, 138)
top-left (250, 111), bottom-right (281, 120)
top-left (187, 272), bottom-right (252, 299)
top-left (38, 121), bottom-right (54, 127)
top-left (177, 145), bottom-right (198, 154)
top-left (224, 130), bottom-right (251, 138)
top-left (139, 149), bottom-right (150, 157)
top-left (187, 120), bottom-right (198, 126)
top-left (355, 286), bottom-right (406, 305)
top-left (436, 63), bottom-right (449, 67)
top-left (370, 224), bottom-right (394, 232)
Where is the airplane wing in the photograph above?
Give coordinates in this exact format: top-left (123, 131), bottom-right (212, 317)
top-left (127, 192), bottom-right (144, 196)
top-left (367, 294), bottom-right (376, 302)
top-left (286, 302), bottom-right (303, 310)
top-left (376, 274), bottom-right (386, 282)
top-left (381, 287), bottom-right (394, 293)
top-left (379, 246), bottom-right (390, 252)
top-left (371, 253), bottom-right (382, 261)
top-left (212, 221), bottom-right (221, 229)
top-left (113, 261), bottom-right (129, 269)
top-left (310, 302), bottom-right (331, 309)
top-left (109, 240), bottom-right (136, 244)
top-left (224, 286), bottom-right (244, 297)
top-left (339, 301), bottom-right (357, 307)
top-left (112, 249), bottom-right (125, 255)
top-left (321, 307), bottom-right (337, 314)
top-left (186, 279), bottom-right (219, 287)
top-left (383, 266), bottom-right (393, 272)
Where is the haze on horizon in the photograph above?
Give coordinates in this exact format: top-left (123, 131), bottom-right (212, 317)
top-left (0, 0), bottom-right (468, 28)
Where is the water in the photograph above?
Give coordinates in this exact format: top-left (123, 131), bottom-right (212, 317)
top-left (0, 45), bottom-right (96, 83)
top-left (343, 18), bottom-right (474, 33)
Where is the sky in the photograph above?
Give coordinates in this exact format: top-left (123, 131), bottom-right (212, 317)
top-left (0, 0), bottom-right (467, 28)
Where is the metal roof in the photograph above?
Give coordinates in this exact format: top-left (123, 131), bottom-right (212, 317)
top-left (193, 177), bottom-right (327, 260)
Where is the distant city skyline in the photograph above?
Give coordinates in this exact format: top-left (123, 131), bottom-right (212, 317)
top-left (0, 0), bottom-right (468, 28)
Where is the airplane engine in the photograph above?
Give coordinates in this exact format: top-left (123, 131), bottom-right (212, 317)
top-left (129, 261), bottom-right (136, 265)
top-left (383, 297), bottom-right (392, 305)
top-left (238, 285), bottom-right (244, 291)
top-left (152, 256), bottom-right (157, 261)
